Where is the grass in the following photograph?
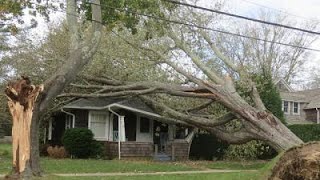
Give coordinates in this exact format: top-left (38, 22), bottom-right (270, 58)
top-left (41, 172), bottom-right (261, 180)
top-left (206, 161), bottom-right (267, 170)
top-left (41, 158), bottom-right (195, 174)
top-left (0, 143), bottom-right (12, 174)
top-left (0, 143), bottom-right (276, 180)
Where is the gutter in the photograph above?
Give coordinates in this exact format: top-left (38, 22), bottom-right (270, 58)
top-left (316, 108), bottom-right (320, 124)
top-left (108, 105), bottom-right (125, 160)
top-left (61, 108), bottom-right (75, 128)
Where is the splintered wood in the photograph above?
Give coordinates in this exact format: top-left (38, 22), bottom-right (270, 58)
top-left (5, 76), bottom-right (43, 174)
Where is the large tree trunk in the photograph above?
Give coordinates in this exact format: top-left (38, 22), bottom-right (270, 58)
top-left (206, 92), bottom-right (303, 152)
top-left (26, 0), bottom-right (102, 176)
top-left (5, 77), bottom-right (43, 178)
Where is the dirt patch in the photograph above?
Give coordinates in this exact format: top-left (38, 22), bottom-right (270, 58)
top-left (269, 142), bottom-right (320, 180)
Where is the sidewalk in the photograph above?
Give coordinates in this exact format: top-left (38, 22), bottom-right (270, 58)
top-left (55, 169), bottom-right (257, 177)
top-left (0, 169), bottom-right (257, 178)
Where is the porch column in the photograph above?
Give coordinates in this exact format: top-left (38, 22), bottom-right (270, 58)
top-left (119, 116), bottom-right (126, 142)
top-left (168, 124), bottom-right (175, 141)
top-left (48, 119), bottom-right (52, 140)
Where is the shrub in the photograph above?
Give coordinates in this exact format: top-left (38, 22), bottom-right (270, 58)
top-left (40, 143), bottom-right (50, 156)
top-left (47, 146), bottom-right (68, 158)
top-left (0, 127), bottom-right (4, 138)
top-left (288, 124), bottom-right (320, 142)
top-left (62, 128), bottom-right (104, 158)
top-left (190, 133), bottom-right (229, 160)
top-left (224, 140), bottom-right (277, 161)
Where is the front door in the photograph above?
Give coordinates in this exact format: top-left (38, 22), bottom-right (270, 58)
top-left (154, 121), bottom-right (168, 152)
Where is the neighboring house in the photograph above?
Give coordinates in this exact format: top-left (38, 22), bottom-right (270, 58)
top-left (47, 97), bottom-right (194, 160)
top-left (275, 79), bottom-right (320, 124)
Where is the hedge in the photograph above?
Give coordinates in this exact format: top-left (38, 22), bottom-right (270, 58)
top-left (288, 124), bottom-right (320, 142)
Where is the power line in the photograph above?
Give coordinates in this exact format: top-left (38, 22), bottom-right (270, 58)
top-left (30, 1), bottom-right (320, 52)
top-left (162, 0), bottom-right (320, 36)
top-left (241, 0), bottom-right (319, 22)
top-left (97, 4), bottom-right (320, 52)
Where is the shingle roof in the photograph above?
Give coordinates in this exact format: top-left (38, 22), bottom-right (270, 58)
top-left (280, 88), bottom-right (320, 109)
top-left (64, 97), bottom-right (125, 109)
top-left (63, 97), bottom-right (156, 114)
top-left (305, 95), bottom-right (320, 109)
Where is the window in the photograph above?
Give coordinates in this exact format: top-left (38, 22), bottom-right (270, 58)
top-left (89, 112), bottom-right (108, 138)
top-left (65, 115), bottom-right (73, 129)
top-left (293, 102), bottom-right (300, 115)
top-left (113, 115), bottom-right (118, 141)
top-left (140, 117), bottom-right (150, 133)
top-left (283, 101), bottom-right (289, 114)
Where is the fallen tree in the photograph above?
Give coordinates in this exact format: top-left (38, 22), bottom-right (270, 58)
top-left (60, 72), bottom-right (302, 152)
top-left (58, 4), bottom-right (308, 152)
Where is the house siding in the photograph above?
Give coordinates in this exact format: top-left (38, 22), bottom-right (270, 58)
top-left (283, 102), bottom-right (312, 124)
top-left (136, 116), bottom-right (153, 142)
top-left (305, 109), bottom-right (317, 123)
top-left (165, 141), bottom-right (190, 160)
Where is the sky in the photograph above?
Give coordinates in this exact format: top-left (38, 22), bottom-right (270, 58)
top-left (198, 0), bottom-right (320, 89)
top-left (13, 0), bottom-right (320, 89)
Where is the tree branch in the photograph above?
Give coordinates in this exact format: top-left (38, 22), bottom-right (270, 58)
top-left (185, 100), bottom-right (214, 113)
top-left (208, 127), bottom-right (255, 144)
top-left (140, 95), bottom-right (235, 127)
top-left (168, 29), bottom-right (224, 84)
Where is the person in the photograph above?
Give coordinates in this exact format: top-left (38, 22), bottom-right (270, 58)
top-left (154, 126), bottom-right (161, 151)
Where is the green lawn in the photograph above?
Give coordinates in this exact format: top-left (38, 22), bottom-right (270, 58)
top-left (41, 158), bottom-right (195, 174)
top-left (42, 172), bottom-right (261, 180)
top-left (0, 143), bottom-right (273, 180)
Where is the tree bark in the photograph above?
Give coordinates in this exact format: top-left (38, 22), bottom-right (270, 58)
top-left (5, 77), bottom-right (43, 178)
top-left (26, 0), bottom-right (102, 176)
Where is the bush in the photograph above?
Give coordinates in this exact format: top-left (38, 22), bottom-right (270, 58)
top-left (288, 124), bottom-right (320, 142)
top-left (0, 127), bottom-right (4, 138)
top-left (47, 145), bottom-right (68, 158)
top-left (90, 140), bottom-right (105, 159)
top-left (190, 133), bottom-right (229, 160)
top-left (224, 140), bottom-right (277, 161)
top-left (62, 128), bottom-right (104, 158)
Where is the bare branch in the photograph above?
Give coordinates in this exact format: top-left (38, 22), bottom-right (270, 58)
top-left (185, 100), bottom-right (214, 113)
top-left (168, 30), bottom-right (224, 84)
top-left (59, 88), bottom-right (157, 98)
top-left (140, 95), bottom-right (235, 127)
top-left (198, 29), bottom-right (239, 72)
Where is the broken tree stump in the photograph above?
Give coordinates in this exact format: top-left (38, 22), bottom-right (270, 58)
top-left (269, 142), bottom-right (320, 180)
top-left (5, 76), bottom-right (43, 177)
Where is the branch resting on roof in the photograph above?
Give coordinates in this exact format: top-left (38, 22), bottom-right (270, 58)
top-left (139, 95), bottom-right (236, 127)
top-left (59, 81), bottom-right (216, 99)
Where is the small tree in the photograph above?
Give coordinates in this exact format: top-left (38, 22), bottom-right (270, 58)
top-left (254, 71), bottom-right (286, 124)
